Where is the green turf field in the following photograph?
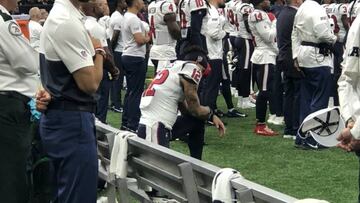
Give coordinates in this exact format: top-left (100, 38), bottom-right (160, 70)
top-left (106, 67), bottom-right (359, 203)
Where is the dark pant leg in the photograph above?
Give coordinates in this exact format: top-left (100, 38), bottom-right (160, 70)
top-left (202, 59), bottom-right (223, 110)
top-left (96, 72), bottom-right (112, 123)
top-left (221, 55), bottom-right (234, 109)
top-left (121, 56), bottom-right (147, 131)
top-left (236, 38), bottom-right (253, 97)
top-left (283, 75), bottom-right (301, 135)
top-left (255, 64), bottom-right (274, 123)
top-left (309, 67), bottom-right (332, 113)
top-left (220, 39), bottom-right (235, 110)
top-left (111, 51), bottom-right (124, 109)
top-left (270, 64), bottom-right (284, 116)
top-left (172, 115), bottom-right (205, 160)
top-left (0, 96), bottom-right (32, 203)
top-left (151, 59), bottom-right (159, 76)
top-left (40, 110), bottom-right (98, 203)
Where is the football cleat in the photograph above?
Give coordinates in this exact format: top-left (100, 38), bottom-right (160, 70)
top-left (226, 109), bottom-right (248, 118)
top-left (254, 123), bottom-right (279, 136)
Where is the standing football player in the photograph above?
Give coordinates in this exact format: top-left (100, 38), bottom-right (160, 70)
top-left (249, 0), bottom-right (279, 136)
top-left (232, 0), bottom-right (255, 109)
top-left (148, 0), bottom-right (181, 74)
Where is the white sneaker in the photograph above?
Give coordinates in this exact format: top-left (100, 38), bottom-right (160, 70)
top-left (272, 116), bottom-right (285, 126)
top-left (267, 114), bottom-right (276, 124)
top-left (237, 96), bottom-right (243, 108)
top-left (241, 97), bottom-right (256, 109)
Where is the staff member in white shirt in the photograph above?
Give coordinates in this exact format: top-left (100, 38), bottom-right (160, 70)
top-left (109, 0), bottom-right (127, 113)
top-left (337, 15), bottom-right (360, 202)
top-left (121, 0), bottom-right (150, 132)
top-left (0, 0), bottom-right (39, 201)
top-left (292, 0), bottom-right (337, 148)
top-left (38, 0), bottom-right (105, 201)
top-left (82, 0), bottom-right (120, 124)
top-left (28, 7), bottom-right (43, 51)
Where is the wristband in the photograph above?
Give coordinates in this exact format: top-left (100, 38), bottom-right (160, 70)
top-left (346, 118), bottom-right (355, 127)
top-left (207, 108), bottom-right (214, 121)
top-left (95, 48), bottom-right (106, 58)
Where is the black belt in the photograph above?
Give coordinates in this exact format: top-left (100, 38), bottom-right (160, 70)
top-left (301, 41), bottom-right (333, 56)
top-left (48, 100), bottom-right (96, 113)
top-left (0, 91), bottom-right (30, 104)
top-left (301, 41), bottom-right (321, 48)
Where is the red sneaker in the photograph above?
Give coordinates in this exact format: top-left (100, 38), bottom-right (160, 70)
top-left (254, 123), bottom-right (279, 136)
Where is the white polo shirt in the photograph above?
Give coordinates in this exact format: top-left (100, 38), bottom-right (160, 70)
top-left (0, 4), bottom-right (39, 98)
top-left (29, 20), bottom-right (43, 51)
top-left (110, 11), bottom-right (125, 53)
top-left (122, 12), bottom-right (146, 58)
top-left (40, 0), bottom-right (94, 74)
top-left (84, 16), bottom-right (108, 47)
top-left (39, 0), bottom-right (96, 103)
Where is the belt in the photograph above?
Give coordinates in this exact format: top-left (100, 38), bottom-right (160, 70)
top-left (0, 91), bottom-right (30, 104)
top-left (301, 41), bottom-right (321, 48)
top-left (48, 100), bottom-right (96, 113)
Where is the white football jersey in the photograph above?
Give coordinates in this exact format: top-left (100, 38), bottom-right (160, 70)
top-left (248, 9), bottom-right (278, 65)
top-left (225, 0), bottom-right (241, 37)
top-left (235, 2), bottom-right (254, 39)
top-left (148, 0), bottom-right (177, 60)
top-left (178, 0), bottom-right (209, 38)
top-left (332, 3), bottom-right (348, 41)
top-left (140, 61), bottom-right (202, 129)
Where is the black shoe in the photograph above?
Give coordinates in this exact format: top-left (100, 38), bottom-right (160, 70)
top-left (226, 109), bottom-right (247, 118)
top-left (214, 109), bottom-right (224, 117)
top-left (111, 106), bottom-right (123, 113)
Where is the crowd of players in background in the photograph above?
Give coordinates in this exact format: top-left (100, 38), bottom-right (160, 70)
top-left (3, 0), bottom-right (360, 200)
top-left (26, 0), bottom-right (357, 151)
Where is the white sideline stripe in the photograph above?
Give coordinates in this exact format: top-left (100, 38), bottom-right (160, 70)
top-left (263, 64), bottom-right (269, 91)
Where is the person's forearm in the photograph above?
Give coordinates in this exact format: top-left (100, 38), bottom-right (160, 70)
top-left (94, 54), bottom-right (104, 86)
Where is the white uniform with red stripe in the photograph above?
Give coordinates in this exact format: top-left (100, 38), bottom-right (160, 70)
top-left (225, 0), bottom-right (241, 37)
top-left (178, 0), bottom-right (209, 38)
top-left (248, 9), bottom-right (278, 65)
top-left (140, 61), bottom-right (202, 129)
top-left (322, 3), bottom-right (337, 33)
top-left (235, 2), bottom-right (254, 39)
top-left (332, 3), bottom-right (348, 42)
top-left (148, 0), bottom-right (177, 64)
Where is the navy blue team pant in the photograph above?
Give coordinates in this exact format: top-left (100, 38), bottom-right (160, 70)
top-left (172, 114), bottom-right (205, 160)
top-left (254, 64), bottom-right (275, 123)
top-left (96, 71), bottom-right (112, 123)
top-left (121, 55), bottom-right (147, 131)
top-left (270, 64), bottom-right (284, 116)
top-left (111, 51), bottom-right (124, 109)
top-left (39, 110), bottom-right (98, 203)
top-left (299, 66), bottom-right (332, 123)
top-left (202, 59), bottom-right (223, 110)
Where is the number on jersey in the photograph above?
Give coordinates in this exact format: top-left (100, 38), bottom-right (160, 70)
top-left (191, 69), bottom-right (201, 83)
top-left (143, 69), bottom-right (170, 97)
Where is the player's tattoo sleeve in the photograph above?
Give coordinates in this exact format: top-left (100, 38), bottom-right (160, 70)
top-left (181, 76), bottom-right (210, 120)
top-left (164, 13), bottom-right (181, 40)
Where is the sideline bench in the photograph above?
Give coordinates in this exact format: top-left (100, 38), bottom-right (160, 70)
top-left (96, 122), bottom-right (298, 203)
